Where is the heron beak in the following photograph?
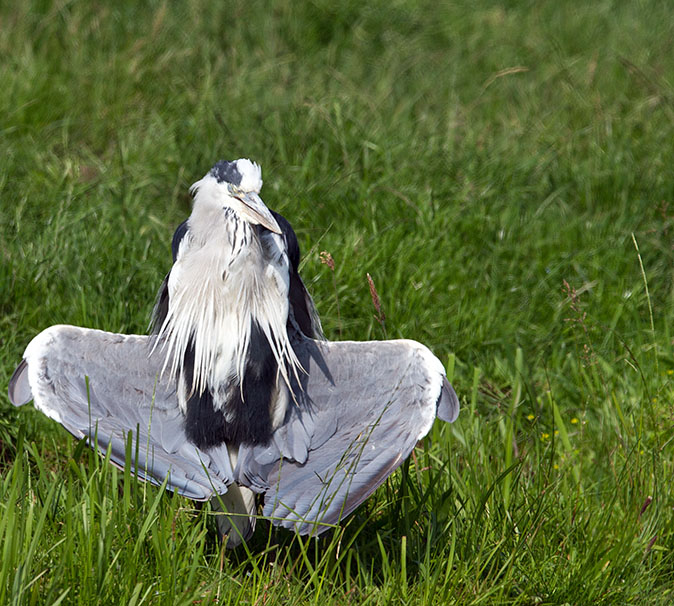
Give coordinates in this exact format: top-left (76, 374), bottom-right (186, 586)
top-left (237, 192), bottom-right (281, 234)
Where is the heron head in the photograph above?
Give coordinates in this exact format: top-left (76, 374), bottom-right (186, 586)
top-left (190, 159), bottom-right (281, 234)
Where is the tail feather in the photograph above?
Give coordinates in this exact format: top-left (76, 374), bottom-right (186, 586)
top-left (211, 485), bottom-right (257, 547)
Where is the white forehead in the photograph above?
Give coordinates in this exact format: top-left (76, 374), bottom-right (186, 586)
top-left (236, 159), bottom-right (263, 193)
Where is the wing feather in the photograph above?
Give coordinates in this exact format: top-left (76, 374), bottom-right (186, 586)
top-left (12, 325), bottom-right (233, 500)
top-left (10, 325), bottom-right (459, 536)
top-left (241, 337), bottom-right (459, 535)
top-left (8, 359), bottom-right (32, 406)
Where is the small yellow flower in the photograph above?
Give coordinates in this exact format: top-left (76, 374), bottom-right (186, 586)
top-left (570, 418), bottom-right (579, 424)
top-left (553, 464), bottom-right (559, 470)
top-left (541, 432), bottom-right (550, 441)
top-left (527, 414), bottom-right (535, 421)
top-left (652, 397), bottom-right (658, 403)
top-left (554, 430), bottom-right (559, 436)
top-left (667, 369), bottom-right (673, 375)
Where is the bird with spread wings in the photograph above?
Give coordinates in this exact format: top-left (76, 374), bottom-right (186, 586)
top-left (8, 159), bottom-right (459, 547)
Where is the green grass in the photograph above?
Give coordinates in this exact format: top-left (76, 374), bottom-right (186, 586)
top-left (2, 0), bottom-right (674, 603)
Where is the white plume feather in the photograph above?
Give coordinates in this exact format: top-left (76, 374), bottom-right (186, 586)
top-left (156, 180), bottom-right (300, 413)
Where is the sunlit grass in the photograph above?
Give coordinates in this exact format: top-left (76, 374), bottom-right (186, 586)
top-left (2, 0), bottom-right (673, 603)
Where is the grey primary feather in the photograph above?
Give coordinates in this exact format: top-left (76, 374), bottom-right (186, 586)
top-left (8, 359), bottom-right (31, 406)
top-left (437, 377), bottom-right (460, 423)
top-left (8, 324), bottom-right (458, 536)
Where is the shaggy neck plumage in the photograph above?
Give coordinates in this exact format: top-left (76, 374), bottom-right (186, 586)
top-left (156, 202), bottom-right (300, 448)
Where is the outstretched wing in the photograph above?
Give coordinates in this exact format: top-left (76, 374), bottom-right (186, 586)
top-left (236, 336), bottom-right (459, 535)
top-left (8, 325), bottom-right (233, 500)
top-left (9, 326), bottom-right (459, 536)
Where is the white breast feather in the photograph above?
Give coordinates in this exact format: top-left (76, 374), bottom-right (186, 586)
top-left (157, 221), bottom-right (301, 413)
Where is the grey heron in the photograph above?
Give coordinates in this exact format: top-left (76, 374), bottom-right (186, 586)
top-left (8, 159), bottom-right (459, 547)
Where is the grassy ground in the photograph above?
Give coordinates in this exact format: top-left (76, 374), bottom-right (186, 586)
top-left (1, 0), bottom-right (673, 603)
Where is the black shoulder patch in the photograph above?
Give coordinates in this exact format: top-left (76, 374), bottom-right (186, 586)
top-left (171, 219), bottom-right (189, 262)
top-left (270, 209), bottom-right (316, 337)
top-left (150, 219), bottom-right (190, 334)
top-left (149, 273), bottom-right (170, 334)
top-left (210, 160), bottom-right (242, 186)
top-left (271, 210), bottom-right (300, 271)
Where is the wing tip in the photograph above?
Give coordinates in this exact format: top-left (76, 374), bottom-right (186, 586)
top-left (437, 377), bottom-right (460, 423)
top-left (403, 339), bottom-right (460, 425)
top-left (8, 359), bottom-right (32, 406)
